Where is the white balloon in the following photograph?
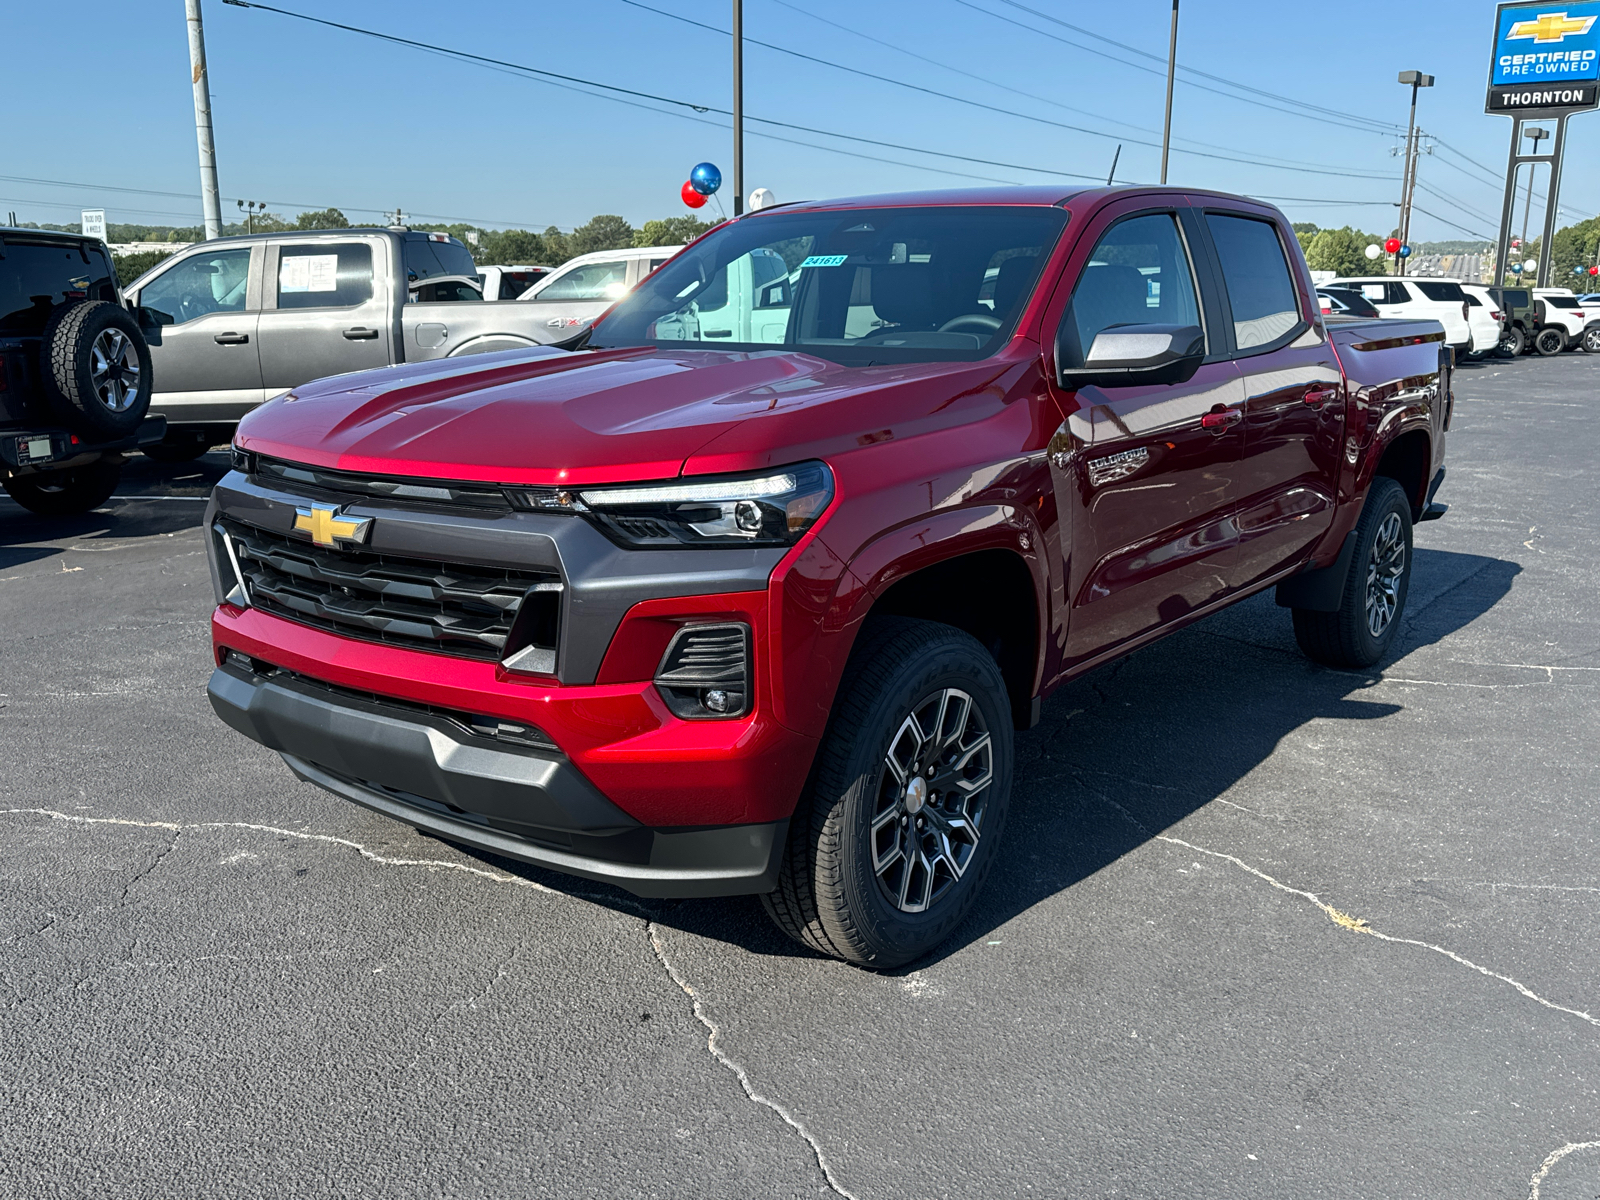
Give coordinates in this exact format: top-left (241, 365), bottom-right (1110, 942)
top-left (1364, 244), bottom-right (1382, 260)
top-left (747, 188), bottom-right (776, 211)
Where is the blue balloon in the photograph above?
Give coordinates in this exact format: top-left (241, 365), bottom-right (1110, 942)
top-left (1399, 244), bottom-right (1412, 258)
top-left (690, 162), bottom-right (722, 196)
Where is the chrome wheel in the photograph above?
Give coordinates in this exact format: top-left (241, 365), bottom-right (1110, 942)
top-left (1583, 328), bottom-right (1600, 354)
top-left (89, 328), bottom-right (140, 412)
top-left (1364, 511), bottom-right (1406, 638)
top-left (871, 687), bottom-right (993, 913)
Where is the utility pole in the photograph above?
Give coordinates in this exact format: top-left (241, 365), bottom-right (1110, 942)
top-left (1159, 0), bottom-right (1179, 185)
top-left (186, 0), bottom-right (223, 241)
top-left (1395, 71), bottom-right (1432, 276)
top-left (732, 0), bottom-right (744, 216)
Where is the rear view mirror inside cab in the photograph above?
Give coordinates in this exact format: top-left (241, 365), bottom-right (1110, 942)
top-left (1056, 323), bottom-right (1205, 389)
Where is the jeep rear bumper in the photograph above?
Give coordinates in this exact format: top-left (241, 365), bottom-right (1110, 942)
top-left (207, 658), bottom-right (788, 897)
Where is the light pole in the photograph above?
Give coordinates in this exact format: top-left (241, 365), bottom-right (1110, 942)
top-left (1159, 0), bottom-right (1179, 185)
top-left (1395, 70), bottom-right (1433, 276)
top-left (732, 0), bottom-right (744, 216)
top-left (186, 0), bottom-right (223, 240)
top-left (1519, 126), bottom-right (1551, 258)
top-left (237, 199), bottom-right (267, 235)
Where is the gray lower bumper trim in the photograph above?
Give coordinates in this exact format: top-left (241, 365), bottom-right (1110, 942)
top-left (208, 665), bottom-right (786, 898)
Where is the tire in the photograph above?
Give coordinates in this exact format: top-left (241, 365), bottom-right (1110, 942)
top-left (1497, 327), bottom-right (1525, 357)
top-left (40, 301), bottom-right (152, 441)
top-left (762, 617), bottom-right (1014, 969)
top-left (1534, 327), bottom-right (1566, 356)
top-left (1292, 477), bottom-right (1413, 669)
top-left (3, 460), bottom-right (122, 516)
top-left (1582, 327), bottom-right (1600, 354)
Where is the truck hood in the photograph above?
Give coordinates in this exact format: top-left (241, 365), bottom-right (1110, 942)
top-left (234, 345), bottom-right (1018, 487)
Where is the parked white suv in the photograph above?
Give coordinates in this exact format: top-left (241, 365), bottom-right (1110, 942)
top-left (518, 245), bottom-right (683, 342)
top-left (1327, 276), bottom-right (1472, 356)
top-left (1532, 289), bottom-right (1587, 350)
top-left (1459, 282), bottom-right (1505, 358)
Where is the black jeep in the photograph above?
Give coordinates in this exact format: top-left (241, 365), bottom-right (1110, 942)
top-left (1, 228), bottom-right (165, 515)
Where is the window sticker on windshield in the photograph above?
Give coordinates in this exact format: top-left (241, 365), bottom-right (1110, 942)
top-left (799, 254), bottom-right (849, 268)
top-left (280, 254), bottom-right (339, 293)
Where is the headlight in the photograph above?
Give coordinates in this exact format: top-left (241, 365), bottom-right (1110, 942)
top-left (577, 461), bottom-right (833, 549)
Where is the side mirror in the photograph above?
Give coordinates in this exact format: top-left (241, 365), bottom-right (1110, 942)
top-left (1056, 322), bottom-right (1205, 389)
top-left (137, 306), bottom-right (173, 330)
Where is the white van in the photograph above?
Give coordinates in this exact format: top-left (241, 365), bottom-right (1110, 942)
top-left (1327, 276), bottom-right (1473, 356)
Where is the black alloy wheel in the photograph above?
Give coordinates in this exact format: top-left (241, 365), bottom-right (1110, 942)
top-left (1534, 327), bottom-right (1566, 356)
top-left (762, 617), bottom-right (1014, 969)
top-left (1291, 476), bottom-right (1414, 669)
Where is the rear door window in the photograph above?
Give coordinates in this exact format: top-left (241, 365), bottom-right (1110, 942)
top-left (139, 247), bottom-right (253, 326)
top-left (1543, 295), bottom-right (1580, 309)
top-left (276, 243), bottom-right (374, 310)
top-left (1204, 214), bottom-right (1302, 350)
top-left (1415, 281), bottom-right (1467, 303)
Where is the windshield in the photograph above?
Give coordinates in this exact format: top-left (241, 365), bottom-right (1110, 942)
top-left (591, 205), bottom-right (1068, 364)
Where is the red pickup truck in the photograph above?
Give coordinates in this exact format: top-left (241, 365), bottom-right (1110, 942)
top-left (205, 186), bottom-right (1450, 967)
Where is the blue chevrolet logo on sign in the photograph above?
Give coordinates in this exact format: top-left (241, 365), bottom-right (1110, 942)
top-left (1492, 2), bottom-right (1600, 85)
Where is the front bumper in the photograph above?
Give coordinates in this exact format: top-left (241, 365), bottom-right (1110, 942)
top-left (208, 659), bottom-right (788, 897)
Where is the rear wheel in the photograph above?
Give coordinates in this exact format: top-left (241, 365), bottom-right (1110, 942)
top-left (1534, 327), bottom-right (1566, 356)
top-left (1582, 327), bottom-right (1600, 354)
top-left (1292, 477), bottom-right (1413, 669)
top-left (41, 301), bottom-right (152, 440)
top-left (3, 460), bottom-right (122, 516)
top-left (143, 432), bottom-right (216, 463)
top-left (762, 618), bottom-right (1013, 969)
top-left (1497, 327), bottom-right (1525, 357)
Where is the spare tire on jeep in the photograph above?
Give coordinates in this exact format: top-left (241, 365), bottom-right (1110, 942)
top-left (40, 300), bottom-right (152, 441)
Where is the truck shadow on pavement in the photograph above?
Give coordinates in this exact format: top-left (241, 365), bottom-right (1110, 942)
top-left (452, 547), bottom-right (1523, 970)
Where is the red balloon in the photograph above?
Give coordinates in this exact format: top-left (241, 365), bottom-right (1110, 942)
top-left (1384, 237), bottom-right (1401, 254)
top-left (1590, 265), bottom-right (1599, 276)
top-left (681, 180), bottom-right (707, 209)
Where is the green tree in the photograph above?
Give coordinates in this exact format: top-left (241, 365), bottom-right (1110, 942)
top-left (1546, 215), bottom-right (1600, 282)
top-left (112, 250), bottom-right (172, 287)
top-left (295, 207), bottom-right (350, 230)
top-left (1305, 226), bottom-right (1373, 277)
top-left (568, 214), bottom-right (635, 257)
top-left (477, 228), bottom-right (549, 265)
top-left (633, 216), bottom-right (716, 247)
top-left (541, 225), bottom-right (572, 265)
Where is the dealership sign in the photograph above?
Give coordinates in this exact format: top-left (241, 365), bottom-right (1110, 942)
top-left (1487, 1), bottom-right (1600, 112)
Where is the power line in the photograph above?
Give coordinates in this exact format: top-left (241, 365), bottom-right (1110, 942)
top-left (950, 0), bottom-right (1402, 138)
top-left (990, 0), bottom-right (1403, 134)
top-left (1408, 205), bottom-right (1494, 241)
top-left (615, 0), bottom-right (1398, 181)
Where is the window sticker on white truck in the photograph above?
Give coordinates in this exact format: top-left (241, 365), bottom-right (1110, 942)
top-left (280, 254), bottom-right (339, 293)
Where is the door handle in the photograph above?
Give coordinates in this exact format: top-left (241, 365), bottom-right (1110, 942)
top-left (213, 332), bottom-right (249, 345)
top-left (1200, 407), bottom-right (1242, 430)
top-left (343, 327), bottom-right (380, 340)
top-left (1303, 385), bottom-right (1340, 407)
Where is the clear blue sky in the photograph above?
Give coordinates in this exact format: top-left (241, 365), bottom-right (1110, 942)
top-left (8, 0), bottom-right (1596, 243)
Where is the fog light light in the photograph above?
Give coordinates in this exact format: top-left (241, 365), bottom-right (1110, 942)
top-left (704, 688), bottom-right (730, 713)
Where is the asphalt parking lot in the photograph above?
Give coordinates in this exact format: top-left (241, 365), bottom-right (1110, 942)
top-left (3, 350), bottom-right (1597, 1200)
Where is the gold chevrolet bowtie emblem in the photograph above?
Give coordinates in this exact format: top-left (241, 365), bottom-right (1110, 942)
top-left (292, 503), bottom-right (372, 548)
top-left (1509, 11), bottom-right (1596, 41)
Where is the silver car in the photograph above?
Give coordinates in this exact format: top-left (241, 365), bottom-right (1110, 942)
top-left (123, 228), bottom-right (555, 448)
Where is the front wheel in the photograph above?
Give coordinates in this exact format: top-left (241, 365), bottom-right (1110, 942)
top-left (1581, 327), bottom-right (1600, 354)
top-left (3, 460), bottom-right (122, 516)
top-left (762, 618), bottom-right (1014, 969)
top-left (1534, 327), bottom-right (1566, 356)
top-left (1292, 477), bottom-right (1413, 669)
top-left (1497, 327), bottom-right (1525, 357)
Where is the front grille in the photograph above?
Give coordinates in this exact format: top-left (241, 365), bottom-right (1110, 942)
top-left (248, 455), bottom-right (574, 514)
top-left (218, 517), bottom-right (561, 662)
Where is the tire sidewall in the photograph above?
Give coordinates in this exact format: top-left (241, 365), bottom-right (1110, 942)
top-left (1535, 328), bottom-right (1565, 356)
top-left (44, 301), bottom-right (153, 439)
top-left (1583, 328), bottom-right (1600, 354)
top-left (1345, 478), bottom-right (1413, 664)
top-left (824, 636), bottom-right (1013, 967)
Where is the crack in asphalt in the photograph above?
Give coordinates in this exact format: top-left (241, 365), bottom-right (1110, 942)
top-left (1081, 786), bottom-right (1600, 1034)
top-left (1529, 1139), bottom-right (1600, 1200)
top-left (647, 922), bottom-right (858, 1200)
top-left (119, 829), bottom-right (181, 907)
